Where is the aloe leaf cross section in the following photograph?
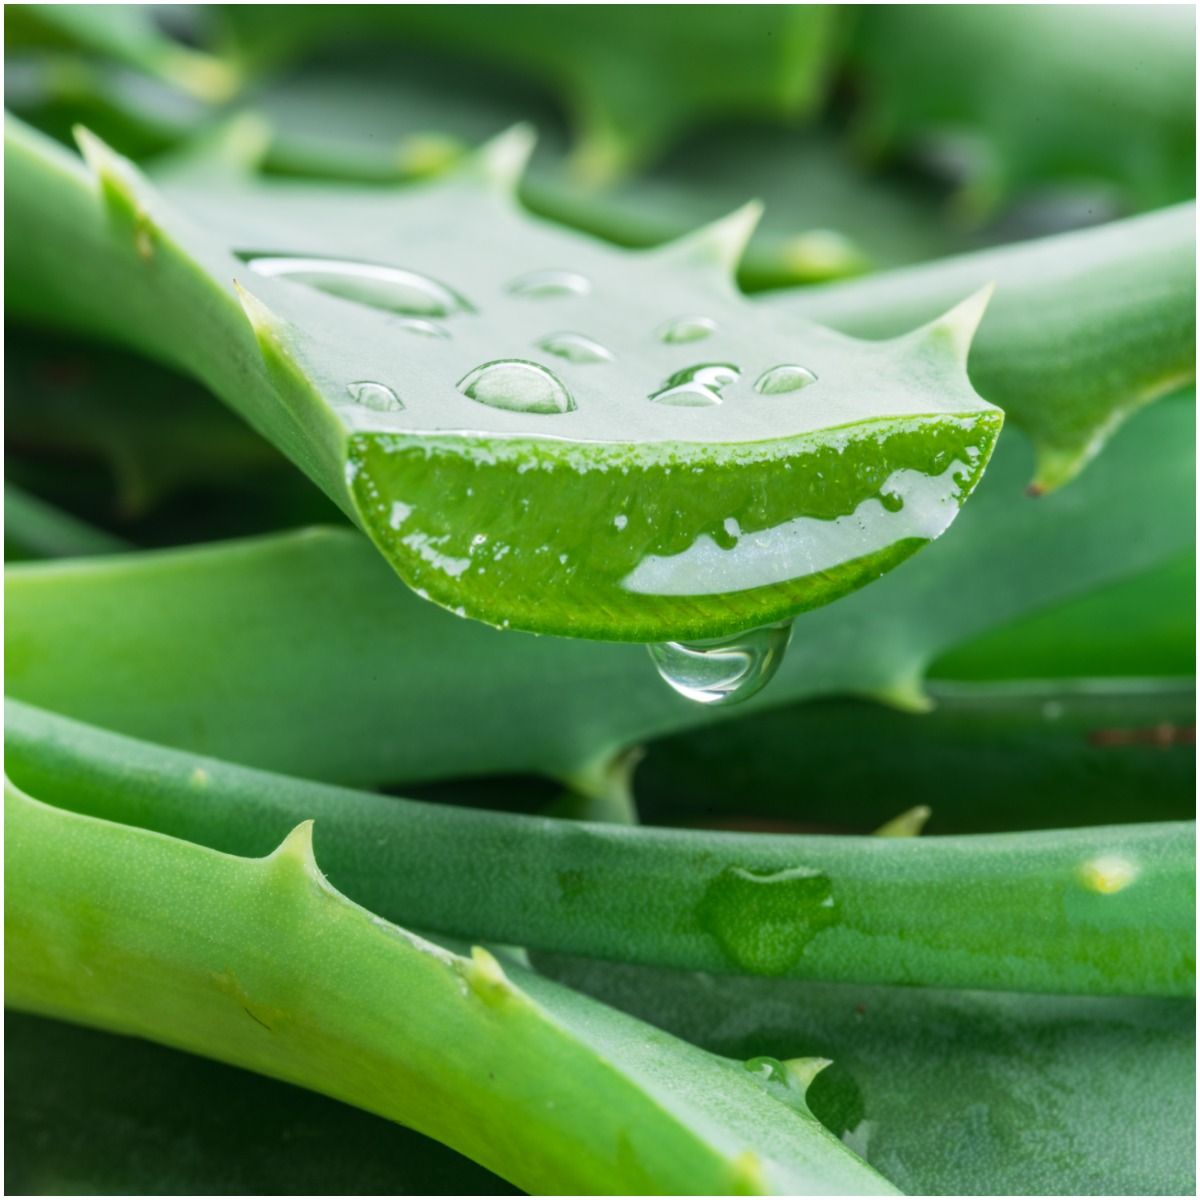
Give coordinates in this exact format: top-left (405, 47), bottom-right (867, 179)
top-left (5, 114), bottom-right (1002, 642)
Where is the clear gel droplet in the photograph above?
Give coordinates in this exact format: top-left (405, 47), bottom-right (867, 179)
top-left (457, 359), bottom-right (575, 414)
top-left (346, 380), bottom-right (403, 411)
top-left (754, 364), bottom-right (817, 394)
top-left (659, 315), bottom-right (718, 344)
top-left (507, 269), bottom-right (591, 298)
top-left (537, 331), bottom-right (613, 363)
top-left (243, 255), bottom-right (469, 318)
top-left (649, 362), bottom-right (741, 407)
top-left (648, 620), bottom-right (792, 706)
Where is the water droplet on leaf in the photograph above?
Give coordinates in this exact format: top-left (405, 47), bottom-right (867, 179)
top-left (347, 380), bottom-right (403, 411)
top-left (754, 364), bottom-right (817, 394)
top-left (507, 269), bottom-right (591, 298)
top-left (649, 363), bottom-right (741, 407)
top-left (458, 359), bottom-right (575, 414)
top-left (537, 331), bottom-right (613, 363)
top-left (659, 315), bottom-right (718, 343)
top-left (699, 864), bottom-right (838, 974)
top-left (243, 255), bottom-right (470, 318)
top-left (648, 621), bottom-right (791, 705)
top-left (395, 317), bottom-right (450, 338)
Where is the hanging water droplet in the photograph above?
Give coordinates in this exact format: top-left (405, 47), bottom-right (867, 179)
top-left (346, 380), bottom-right (403, 411)
top-left (242, 255), bottom-right (470, 318)
top-left (458, 359), bottom-right (575, 414)
top-left (649, 363), bottom-right (741, 407)
top-left (395, 317), bottom-right (450, 338)
top-left (648, 620), bottom-right (791, 706)
top-left (754, 364), bottom-right (817, 394)
top-left (879, 488), bottom-right (904, 513)
top-left (507, 269), bottom-right (591, 298)
top-left (537, 331), bottom-right (613, 363)
top-left (659, 315), bottom-right (718, 344)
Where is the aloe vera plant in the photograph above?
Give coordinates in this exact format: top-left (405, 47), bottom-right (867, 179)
top-left (4, 8), bottom-right (1195, 1196)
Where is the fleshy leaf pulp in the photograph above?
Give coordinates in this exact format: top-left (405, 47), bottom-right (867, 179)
top-left (5, 115), bottom-right (1001, 640)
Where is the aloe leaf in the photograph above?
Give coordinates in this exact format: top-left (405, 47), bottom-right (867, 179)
top-left (5, 4), bottom-right (237, 103)
top-left (540, 954), bottom-right (1196, 1196)
top-left (638, 679), bottom-right (1196, 835)
top-left (4, 482), bottom-right (130, 560)
top-left (849, 5), bottom-right (1196, 218)
top-left (5, 114), bottom-right (1002, 641)
top-left (7, 393), bottom-right (1190, 786)
top-left (771, 207), bottom-right (1196, 492)
top-left (5, 776), bottom-right (896, 1196)
top-left (7, 1011), bottom-right (516, 1196)
top-left (216, 4), bottom-right (841, 183)
top-left (9, 700), bottom-right (1193, 997)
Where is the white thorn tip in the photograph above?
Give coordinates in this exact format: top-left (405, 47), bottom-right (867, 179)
top-left (930, 282), bottom-right (996, 360)
top-left (662, 199), bottom-right (764, 276)
top-left (476, 123), bottom-right (537, 191)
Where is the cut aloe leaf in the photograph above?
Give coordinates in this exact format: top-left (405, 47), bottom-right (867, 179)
top-left (775, 207), bottom-right (1196, 492)
top-left (5, 775), bottom-right (896, 1196)
top-left (6, 396), bottom-right (1189, 788)
top-left (5, 115), bottom-right (1001, 641)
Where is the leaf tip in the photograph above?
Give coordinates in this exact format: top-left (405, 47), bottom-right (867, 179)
top-left (473, 123), bottom-right (537, 192)
top-left (657, 199), bottom-right (764, 281)
top-left (782, 1055), bottom-right (833, 1097)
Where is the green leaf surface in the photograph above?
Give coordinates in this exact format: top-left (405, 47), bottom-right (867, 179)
top-left (6, 395), bottom-right (1190, 787)
top-left (6, 1011), bottom-right (516, 1196)
top-left (4, 482), bottom-right (130, 560)
top-left (538, 953), bottom-right (1197, 1196)
top-left (849, 5), bottom-right (1196, 218)
top-left (216, 4), bottom-right (842, 183)
top-left (5, 4), bottom-right (237, 103)
top-left (771, 207), bottom-right (1197, 491)
top-left (8, 701), bottom-right (1193, 996)
top-left (5, 774), bottom-right (895, 1196)
top-left (638, 679), bottom-right (1196, 835)
top-left (5, 114), bottom-right (1001, 640)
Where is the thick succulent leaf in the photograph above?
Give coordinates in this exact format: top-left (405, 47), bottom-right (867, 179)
top-left (216, 4), bottom-right (842, 183)
top-left (3, 482), bottom-right (130, 560)
top-left (8, 701), bottom-right (1194, 997)
top-left (6, 396), bottom-right (1191, 787)
top-left (849, 5), bottom-right (1196, 217)
top-left (930, 551), bottom-right (1195, 682)
top-left (771, 206), bottom-right (1196, 492)
top-left (5, 115), bottom-right (1001, 641)
top-left (638, 679), bottom-right (1196, 835)
top-left (4, 4), bottom-right (236, 102)
top-left (6, 1010), bottom-right (516, 1195)
top-left (5, 776), bottom-right (896, 1196)
top-left (539, 954), bottom-right (1196, 1196)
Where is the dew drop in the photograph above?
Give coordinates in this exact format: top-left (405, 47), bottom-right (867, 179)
top-left (648, 620), bottom-right (791, 706)
top-left (744, 1056), bottom-right (789, 1085)
top-left (457, 359), bottom-right (575, 414)
top-left (659, 315), bottom-right (718, 344)
top-left (754, 364), bottom-right (817, 394)
top-left (879, 488), bottom-right (904, 513)
top-left (507, 269), bottom-right (591, 298)
top-left (346, 380), bottom-right (403, 411)
top-left (537, 331), bottom-right (613, 363)
top-left (649, 362), bottom-right (740, 407)
top-left (395, 317), bottom-right (450, 338)
top-left (243, 255), bottom-right (469, 318)
top-left (698, 864), bottom-right (838, 974)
